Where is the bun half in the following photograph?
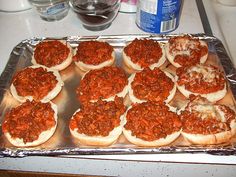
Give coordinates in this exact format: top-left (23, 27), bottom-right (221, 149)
top-left (3, 101), bottom-right (58, 147)
top-left (10, 65), bottom-right (64, 103)
top-left (32, 40), bottom-right (73, 71)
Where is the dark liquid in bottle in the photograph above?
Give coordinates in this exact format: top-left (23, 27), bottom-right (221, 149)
top-left (75, 2), bottom-right (116, 26)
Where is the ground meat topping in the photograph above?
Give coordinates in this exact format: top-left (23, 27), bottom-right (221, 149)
top-left (176, 64), bottom-right (226, 94)
top-left (169, 36), bottom-right (208, 66)
top-left (181, 96), bottom-right (235, 134)
top-left (73, 41), bottom-right (114, 65)
top-left (125, 102), bottom-right (182, 141)
top-left (2, 100), bottom-right (56, 143)
top-left (34, 40), bottom-right (70, 67)
top-left (12, 67), bottom-right (58, 101)
top-left (131, 67), bottom-right (174, 102)
top-left (124, 38), bottom-right (163, 68)
top-left (70, 97), bottom-right (126, 136)
top-left (77, 66), bottom-right (128, 103)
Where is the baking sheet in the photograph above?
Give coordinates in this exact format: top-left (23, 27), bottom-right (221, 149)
top-left (1, 33), bottom-right (236, 157)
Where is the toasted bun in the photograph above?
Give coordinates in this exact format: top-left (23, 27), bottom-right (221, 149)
top-left (165, 39), bottom-right (208, 68)
top-left (4, 102), bottom-right (58, 147)
top-left (32, 40), bottom-right (73, 71)
top-left (128, 70), bottom-right (176, 103)
top-left (70, 109), bottom-right (125, 146)
top-left (10, 65), bottom-right (64, 103)
top-left (75, 51), bottom-right (115, 72)
top-left (123, 45), bottom-right (166, 71)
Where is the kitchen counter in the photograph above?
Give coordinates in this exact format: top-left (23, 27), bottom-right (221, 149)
top-left (0, 0), bottom-right (203, 73)
top-left (0, 1), bottom-right (236, 177)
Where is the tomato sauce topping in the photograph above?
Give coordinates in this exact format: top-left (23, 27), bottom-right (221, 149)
top-left (124, 39), bottom-right (163, 68)
top-left (12, 67), bottom-right (58, 101)
top-left (176, 64), bottom-right (225, 94)
top-left (125, 102), bottom-right (182, 141)
top-left (77, 66), bottom-right (128, 103)
top-left (73, 41), bottom-right (114, 65)
top-left (131, 67), bottom-right (174, 102)
top-left (2, 100), bottom-right (56, 143)
top-left (169, 36), bottom-right (208, 66)
top-left (181, 96), bottom-right (235, 134)
top-left (70, 97), bottom-right (126, 136)
top-left (34, 40), bottom-right (70, 67)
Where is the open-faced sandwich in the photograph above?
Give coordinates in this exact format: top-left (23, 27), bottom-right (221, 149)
top-left (123, 101), bottom-right (182, 146)
top-left (180, 95), bottom-right (236, 145)
top-left (32, 40), bottom-right (73, 71)
top-left (77, 66), bottom-right (128, 103)
top-left (69, 97), bottom-right (126, 146)
top-left (2, 100), bottom-right (58, 147)
top-left (123, 38), bottom-right (166, 71)
top-left (176, 64), bottom-right (227, 102)
top-left (165, 35), bottom-right (208, 68)
top-left (10, 65), bottom-right (64, 103)
top-left (128, 67), bottom-right (176, 104)
top-left (73, 40), bottom-right (115, 71)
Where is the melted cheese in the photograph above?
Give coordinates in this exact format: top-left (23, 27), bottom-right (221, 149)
top-left (188, 65), bottom-right (217, 83)
top-left (190, 104), bottom-right (226, 122)
top-left (172, 41), bottom-right (196, 56)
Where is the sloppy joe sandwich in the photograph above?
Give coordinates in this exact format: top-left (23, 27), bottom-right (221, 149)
top-left (128, 67), bottom-right (176, 103)
top-left (2, 100), bottom-right (58, 147)
top-left (123, 102), bottom-right (182, 147)
top-left (77, 66), bottom-right (128, 103)
top-left (176, 64), bottom-right (227, 102)
top-left (32, 40), bottom-right (73, 71)
top-left (10, 65), bottom-right (64, 103)
top-left (123, 38), bottom-right (166, 71)
top-left (165, 35), bottom-right (208, 68)
top-left (180, 96), bottom-right (236, 145)
top-left (69, 97), bottom-right (126, 146)
top-left (73, 41), bottom-right (115, 71)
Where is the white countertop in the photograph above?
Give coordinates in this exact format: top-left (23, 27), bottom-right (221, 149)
top-left (0, 1), bottom-right (236, 177)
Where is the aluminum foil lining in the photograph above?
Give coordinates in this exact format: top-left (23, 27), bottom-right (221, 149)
top-left (1, 33), bottom-right (236, 157)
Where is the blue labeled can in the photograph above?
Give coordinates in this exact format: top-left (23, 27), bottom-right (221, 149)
top-left (136, 0), bottom-right (182, 34)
